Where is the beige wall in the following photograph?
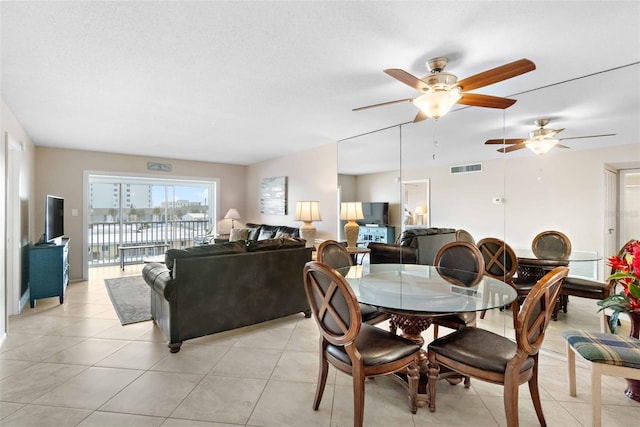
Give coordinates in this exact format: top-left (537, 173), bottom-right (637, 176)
top-left (1, 99), bottom-right (36, 323)
top-left (34, 147), bottom-right (247, 280)
top-left (342, 143), bottom-right (639, 279)
top-left (246, 143), bottom-right (338, 243)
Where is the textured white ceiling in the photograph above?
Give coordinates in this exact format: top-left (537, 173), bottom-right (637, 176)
top-left (1, 1), bottom-right (639, 174)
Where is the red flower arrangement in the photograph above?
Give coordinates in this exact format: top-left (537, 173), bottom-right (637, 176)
top-left (598, 239), bottom-right (640, 332)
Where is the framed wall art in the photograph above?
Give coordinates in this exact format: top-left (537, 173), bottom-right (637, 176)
top-left (260, 176), bottom-right (288, 215)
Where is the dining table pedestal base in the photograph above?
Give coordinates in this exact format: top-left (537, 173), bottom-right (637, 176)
top-left (388, 313), bottom-right (465, 408)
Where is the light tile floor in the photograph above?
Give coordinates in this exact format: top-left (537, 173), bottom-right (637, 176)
top-left (2, 265), bottom-right (639, 426)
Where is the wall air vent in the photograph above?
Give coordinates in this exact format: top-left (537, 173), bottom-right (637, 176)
top-left (450, 163), bottom-right (483, 174)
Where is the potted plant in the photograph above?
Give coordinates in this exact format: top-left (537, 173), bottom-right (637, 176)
top-left (597, 239), bottom-right (640, 402)
top-left (597, 239), bottom-right (640, 333)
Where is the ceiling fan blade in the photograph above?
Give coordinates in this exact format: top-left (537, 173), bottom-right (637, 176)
top-left (559, 133), bottom-right (616, 141)
top-left (384, 69), bottom-right (429, 90)
top-left (485, 138), bottom-right (526, 145)
top-left (458, 93), bottom-right (516, 109)
top-left (457, 58), bottom-right (536, 92)
top-left (352, 98), bottom-right (413, 111)
top-left (413, 110), bottom-right (428, 123)
top-left (497, 143), bottom-right (527, 153)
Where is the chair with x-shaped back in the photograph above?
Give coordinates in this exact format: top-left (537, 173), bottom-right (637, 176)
top-left (316, 240), bottom-right (389, 325)
top-left (303, 261), bottom-right (421, 427)
top-left (476, 238), bottom-right (520, 319)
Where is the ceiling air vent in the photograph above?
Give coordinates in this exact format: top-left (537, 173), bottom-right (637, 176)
top-left (450, 163), bottom-right (483, 174)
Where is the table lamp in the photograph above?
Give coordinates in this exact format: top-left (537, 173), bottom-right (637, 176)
top-left (414, 205), bottom-right (427, 225)
top-left (295, 201), bottom-right (322, 248)
top-left (341, 202), bottom-right (364, 250)
top-left (224, 208), bottom-right (241, 229)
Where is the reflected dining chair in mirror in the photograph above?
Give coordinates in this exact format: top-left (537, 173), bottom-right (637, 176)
top-left (515, 230), bottom-right (572, 318)
top-left (427, 266), bottom-right (569, 427)
top-left (431, 241), bottom-right (485, 339)
top-left (560, 240), bottom-right (634, 326)
top-left (303, 261), bottom-right (421, 427)
top-left (476, 238), bottom-right (521, 319)
top-left (532, 230), bottom-right (572, 260)
top-left (455, 229), bottom-right (476, 245)
top-left (316, 240), bottom-right (389, 326)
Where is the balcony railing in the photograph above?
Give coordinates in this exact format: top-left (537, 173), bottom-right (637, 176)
top-left (88, 220), bottom-right (209, 266)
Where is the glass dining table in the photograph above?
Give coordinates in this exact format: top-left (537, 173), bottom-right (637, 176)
top-left (336, 263), bottom-right (517, 408)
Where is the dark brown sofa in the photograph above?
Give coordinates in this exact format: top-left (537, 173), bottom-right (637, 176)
top-left (142, 238), bottom-right (312, 353)
top-left (368, 227), bottom-right (457, 265)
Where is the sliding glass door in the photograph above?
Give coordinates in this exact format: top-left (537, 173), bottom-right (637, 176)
top-left (87, 174), bottom-right (217, 266)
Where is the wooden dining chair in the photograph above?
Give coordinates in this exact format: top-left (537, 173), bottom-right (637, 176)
top-left (556, 240), bottom-right (632, 323)
top-left (476, 238), bottom-right (520, 319)
top-left (431, 241), bottom-right (485, 339)
top-left (316, 240), bottom-right (389, 325)
top-left (303, 261), bottom-right (421, 427)
top-left (455, 229), bottom-right (476, 245)
top-left (427, 266), bottom-right (569, 427)
top-left (531, 230), bottom-right (572, 260)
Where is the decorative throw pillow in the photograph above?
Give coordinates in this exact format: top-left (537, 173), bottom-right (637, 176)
top-left (257, 228), bottom-right (274, 240)
top-left (275, 229), bottom-right (294, 238)
top-left (229, 228), bottom-right (249, 242)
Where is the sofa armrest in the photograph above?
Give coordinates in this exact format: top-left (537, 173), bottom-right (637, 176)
top-left (368, 242), bottom-right (417, 264)
top-left (142, 263), bottom-right (175, 300)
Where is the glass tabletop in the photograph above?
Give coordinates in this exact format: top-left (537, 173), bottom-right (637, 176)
top-left (336, 264), bottom-right (517, 315)
top-left (515, 249), bottom-right (603, 262)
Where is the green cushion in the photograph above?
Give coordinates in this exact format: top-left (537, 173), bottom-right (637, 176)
top-left (562, 329), bottom-right (640, 369)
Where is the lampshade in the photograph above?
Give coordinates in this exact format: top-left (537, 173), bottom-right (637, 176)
top-left (294, 201), bottom-right (322, 222)
top-left (340, 202), bottom-right (364, 221)
top-left (414, 206), bottom-right (427, 215)
top-left (412, 88), bottom-right (461, 119)
top-left (525, 138), bottom-right (559, 154)
top-left (224, 208), bottom-right (241, 220)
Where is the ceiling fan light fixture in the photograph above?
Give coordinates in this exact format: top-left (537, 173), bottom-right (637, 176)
top-left (412, 87), bottom-right (461, 119)
top-left (525, 138), bottom-right (558, 154)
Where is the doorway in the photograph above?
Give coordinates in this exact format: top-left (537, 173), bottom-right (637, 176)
top-left (401, 179), bottom-right (430, 233)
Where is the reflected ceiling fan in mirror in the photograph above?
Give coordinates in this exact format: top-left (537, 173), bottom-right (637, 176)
top-left (485, 119), bottom-right (616, 154)
top-left (353, 57), bottom-right (536, 122)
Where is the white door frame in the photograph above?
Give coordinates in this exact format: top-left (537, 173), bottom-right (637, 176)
top-left (5, 133), bottom-right (24, 315)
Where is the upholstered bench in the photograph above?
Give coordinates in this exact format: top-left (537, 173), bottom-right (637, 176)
top-left (562, 330), bottom-right (640, 427)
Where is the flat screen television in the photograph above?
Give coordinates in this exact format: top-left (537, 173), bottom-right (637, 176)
top-left (45, 195), bottom-right (64, 243)
top-left (356, 202), bottom-right (389, 226)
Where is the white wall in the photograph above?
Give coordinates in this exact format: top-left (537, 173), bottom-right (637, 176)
top-left (343, 143), bottom-right (639, 280)
top-left (1, 99), bottom-right (36, 327)
top-left (246, 143), bottom-right (338, 242)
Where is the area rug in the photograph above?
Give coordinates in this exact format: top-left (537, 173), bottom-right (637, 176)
top-left (104, 276), bottom-right (152, 325)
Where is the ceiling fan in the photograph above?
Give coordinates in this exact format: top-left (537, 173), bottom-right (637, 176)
top-left (353, 57), bottom-right (536, 122)
top-left (485, 119), bottom-right (617, 154)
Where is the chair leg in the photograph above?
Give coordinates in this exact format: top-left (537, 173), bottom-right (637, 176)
top-left (567, 342), bottom-right (577, 397)
top-left (313, 348), bottom-right (329, 410)
top-left (503, 364), bottom-right (521, 427)
top-left (528, 356), bottom-right (546, 427)
top-left (591, 363), bottom-right (602, 427)
top-left (427, 360), bottom-right (439, 412)
top-left (353, 364), bottom-right (365, 427)
top-left (406, 360), bottom-right (419, 414)
top-left (432, 323), bottom-right (440, 339)
top-left (479, 309), bottom-right (487, 319)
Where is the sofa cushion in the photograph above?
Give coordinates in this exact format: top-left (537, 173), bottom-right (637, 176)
top-left (229, 228), bottom-right (249, 242)
top-left (246, 223), bottom-right (300, 240)
top-left (165, 241), bottom-right (247, 272)
top-left (258, 228), bottom-right (275, 240)
top-left (275, 228), bottom-right (296, 238)
top-left (246, 223), bottom-right (263, 240)
top-left (246, 237), bottom-right (306, 252)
